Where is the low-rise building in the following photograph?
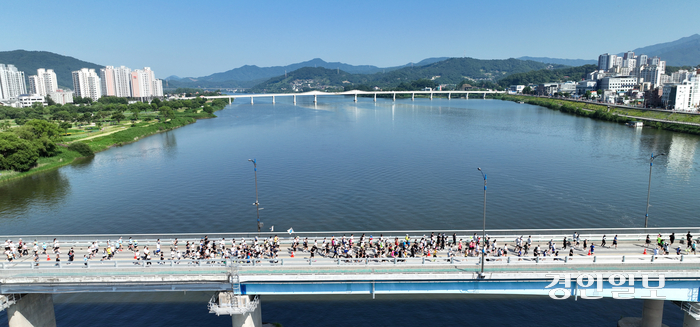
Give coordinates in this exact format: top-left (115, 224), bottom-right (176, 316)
top-left (576, 80), bottom-right (597, 95)
top-left (557, 81), bottom-right (577, 95)
top-left (18, 94), bottom-right (46, 108)
top-left (536, 83), bottom-right (558, 96)
top-left (599, 76), bottom-right (638, 92)
top-left (509, 85), bottom-right (525, 94)
top-left (49, 89), bottom-right (74, 105)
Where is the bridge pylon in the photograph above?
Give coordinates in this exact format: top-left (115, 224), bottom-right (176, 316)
top-left (208, 264), bottom-right (262, 327)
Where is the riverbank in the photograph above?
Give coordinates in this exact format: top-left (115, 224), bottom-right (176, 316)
top-left (0, 105), bottom-right (225, 185)
top-left (493, 94), bottom-right (700, 135)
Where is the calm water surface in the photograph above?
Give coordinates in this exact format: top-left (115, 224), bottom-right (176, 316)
top-left (1, 97), bottom-right (698, 326)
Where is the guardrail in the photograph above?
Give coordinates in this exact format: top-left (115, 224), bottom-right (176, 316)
top-left (1, 255), bottom-right (698, 271)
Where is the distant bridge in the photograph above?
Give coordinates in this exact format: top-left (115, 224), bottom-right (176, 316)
top-left (2, 227), bottom-right (700, 327)
top-left (182, 90), bottom-right (505, 104)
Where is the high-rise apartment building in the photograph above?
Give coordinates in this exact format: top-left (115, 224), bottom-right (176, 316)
top-left (100, 66), bottom-right (132, 98)
top-left (598, 54), bottom-right (609, 71)
top-left (0, 64), bottom-right (27, 101)
top-left (72, 68), bottom-right (102, 101)
top-left (638, 54), bottom-right (648, 67)
top-left (130, 67), bottom-right (163, 98)
top-left (152, 78), bottom-right (163, 97)
top-left (100, 67), bottom-right (115, 97)
top-left (28, 68), bottom-right (58, 96)
top-left (638, 65), bottom-right (664, 88)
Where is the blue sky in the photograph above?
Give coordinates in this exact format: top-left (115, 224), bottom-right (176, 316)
top-left (2, 0), bottom-right (698, 77)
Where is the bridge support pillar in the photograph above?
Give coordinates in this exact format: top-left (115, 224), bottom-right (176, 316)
top-left (448, 93), bottom-right (451, 100)
top-left (250, 97), bottom-right (254, 104)
top-left (231, 295), bottom-right (261, 327)
top-left (293, 95), bottom-right (296, 104)
top-left (483, 93), bottom-right (486, 99)
top-left (684, 312), bottom-right (700, 327)
top-left (641, 299), bottom-right (664, 327)
top-left (7, 294), bottom-right (57, 327)
top-left (272, 96), bottom-right (275, 104)
top-left (373, 93), bottom-right (376, 102)
top-left (229, 97), bottom-right (232, 104)
top-left (354, 94), bottom-right (357, 102)
top-left (314, 95), bottom-right (317, 103)
top-left (430, 93), bottom-right (433, 100)
top-left (411, 93), bottom-right (414, 101)
top-left (393, 93), bottom-right (395, 101)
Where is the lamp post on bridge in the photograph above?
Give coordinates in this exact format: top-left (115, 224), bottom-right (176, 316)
top-left (248, 159), bottom-right (262, 233)
top-left (644, 153), bottom-right (665, 228)
top-left (477, 167), bottom-right (487, 278)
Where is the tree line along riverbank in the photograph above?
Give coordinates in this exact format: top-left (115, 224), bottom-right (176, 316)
top-left (0, 97), bottom-right (228, 185)
top-left (492, 94), bottom-right (700, 135)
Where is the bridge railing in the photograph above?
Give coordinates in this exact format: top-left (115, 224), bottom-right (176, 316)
top-left (2, 227), bottom-right (699, 248)
top-left (1, 254), bottom-right (698, 272)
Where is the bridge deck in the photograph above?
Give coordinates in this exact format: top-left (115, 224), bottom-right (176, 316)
top-left (2, 230), bottom-right (698, 300)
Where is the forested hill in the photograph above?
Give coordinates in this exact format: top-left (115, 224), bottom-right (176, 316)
top-left (497, 65), bottom-right (597, 87)
top-left (249, 58), bottom-right (561, 93)
top-left (0, 50), bottom-right (104, 89)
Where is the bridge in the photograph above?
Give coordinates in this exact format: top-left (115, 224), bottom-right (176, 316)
top-left (2, 228), bottom-right (700, 327)
top-left (183, 90), bottom-right (504, 104)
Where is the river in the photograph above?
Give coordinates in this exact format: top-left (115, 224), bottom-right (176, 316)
top-left (1, 96), bottom-right (697, 326)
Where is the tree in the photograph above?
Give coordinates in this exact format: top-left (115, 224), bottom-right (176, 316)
top-left (59, 122), bottom-right (72, 131)
top-left (52, 111), bottom-right (71, 122)
top-left (0, 132), bottom-right (40, 171)
top-left (522, 86), bottom-right (532, 94)
top-left (130, 107), bottom-right (141, 120)
top-left (23, 119), bottom-right (63, 140)
top-left (203, 105), bottom-right (214, 114)
top-left (111, 112), bottom-right (126, 123)
top-left (159, 106), bottom-right (175, 120)
top-left (45, 96), bottom-right (56, 106)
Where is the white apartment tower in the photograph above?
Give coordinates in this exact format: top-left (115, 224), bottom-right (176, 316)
top-left (72, 68), bottom-right (102, 101)
top-left (130, 67), bottom-right (161, 98)
top-left (100, 66), bottom-right (132, 98)
top-left (638, 65), bottom-right (663, 88)
top-left (100, 67), bottom-right (115, 96)
top-left (153, 79), bottom-right (163, 97)
top-left (28, 68), bottom-right (58, 96)
top-left (0, 64), bottom-right (27, 100)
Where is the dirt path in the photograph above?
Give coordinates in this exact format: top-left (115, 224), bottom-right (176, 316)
top-left (68, 127), bottom-right (128, 142)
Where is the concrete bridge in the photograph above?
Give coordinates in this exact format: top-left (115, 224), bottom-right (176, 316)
top-left (2, 227), bottom-right (700, 327)
top-left (184, 90), bottom-right (504, 104)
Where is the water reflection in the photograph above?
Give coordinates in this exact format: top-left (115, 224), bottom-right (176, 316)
top-left (667, 133), bottom-right (699, 179)
top-left (69, 155), bottom-right (95, 170)
top-left (0, 170), bottom-right (70, 219)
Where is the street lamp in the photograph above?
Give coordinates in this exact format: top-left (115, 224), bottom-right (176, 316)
top-left (248, 159), bottom-right (262, 233)
top-left (644, 153), bottom-right (665, 228)
top-left (477, 167), bottom-right (487, 278)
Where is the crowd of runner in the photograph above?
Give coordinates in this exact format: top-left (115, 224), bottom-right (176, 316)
top-left (3, 231), bottom-right (699, 264)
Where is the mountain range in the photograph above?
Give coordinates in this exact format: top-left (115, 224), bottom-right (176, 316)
top-left (629, 34), bottom-right (700, 66)
top-left (0, 34), bottom-right (698, 91)
top-left (248, 58), bottom-right (559, 93)
top-left (0, 50), bottom-right (103, 89)
top-left (517, 57), bottom-right (596, 67)
top-left (167, 57), bottom-right (449, 87)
